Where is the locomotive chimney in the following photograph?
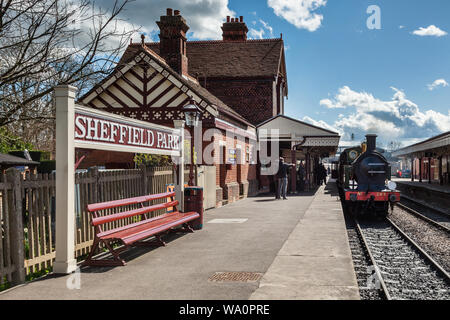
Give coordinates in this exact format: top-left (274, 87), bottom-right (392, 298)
top-left (366, 134), bottom-right (377, 152)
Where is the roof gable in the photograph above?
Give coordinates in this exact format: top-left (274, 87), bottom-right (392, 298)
top-left (79, 46), bottom-right (252, 127)
top-left (258, 115), bottom-right (339, 136)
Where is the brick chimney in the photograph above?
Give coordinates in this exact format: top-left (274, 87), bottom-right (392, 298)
top-left (222, 16), bottom-right (248, 41)
top-left (156, 8), bottom-right (189, 77)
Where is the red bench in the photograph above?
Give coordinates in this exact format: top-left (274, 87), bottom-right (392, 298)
top-left (82, 191), bottom-right (200, 267)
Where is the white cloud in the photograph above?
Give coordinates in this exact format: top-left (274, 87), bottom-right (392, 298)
top-left (94, 0), bottom-right (235, 40)
top-left (267, 0), bottom-right (327, 32)
top-left (427, 79), bottom-right (449, 91)
top-left (412, 25), bottom-right (447, 37)
top-left (311, 86), bottom-right (450, 144)
top-left (259, 19), bottom-right (274, 37)
top-left (302, 116), bottom-right (342, 135)
top-left (248, 19), bottom-right (275, 40)
top-left (248, 28), bottom-right (265, 39)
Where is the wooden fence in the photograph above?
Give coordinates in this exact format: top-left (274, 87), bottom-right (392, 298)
top-left (0, 166), bottom-right (185, 288)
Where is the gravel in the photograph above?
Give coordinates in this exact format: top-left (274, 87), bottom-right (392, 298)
top-left (344, 216), bottom-right (383, 300)
top-left (389, 206), bottom-right (450, 273)
top-left (359, 220), bottom-right (450, 300)
top-left (400, 198), bottom-right (450, 229)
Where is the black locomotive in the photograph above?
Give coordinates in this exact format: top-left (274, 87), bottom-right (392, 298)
top-left (337, 134), bottom-right (400, 217)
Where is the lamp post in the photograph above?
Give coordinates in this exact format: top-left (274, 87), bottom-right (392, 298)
top-left (183, 99), bottom-right (201, 186)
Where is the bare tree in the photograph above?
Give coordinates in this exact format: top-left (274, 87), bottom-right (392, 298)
top-left (388, 141), bottom-right (403, 152)
top-left (0, 0), bottom-right (138, 149)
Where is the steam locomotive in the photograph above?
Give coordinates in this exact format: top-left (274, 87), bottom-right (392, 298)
top-left (337, 134), bottom-right (400, 218)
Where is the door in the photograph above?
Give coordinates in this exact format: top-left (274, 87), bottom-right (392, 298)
top-left (197, 165), bottom-right (216, 210)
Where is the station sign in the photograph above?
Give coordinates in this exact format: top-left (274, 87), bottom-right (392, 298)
top-left (74, 106), bottom-right (181, 155)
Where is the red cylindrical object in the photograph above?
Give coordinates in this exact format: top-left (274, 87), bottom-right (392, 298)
top-left (184, 187), bottom-right (204, 230)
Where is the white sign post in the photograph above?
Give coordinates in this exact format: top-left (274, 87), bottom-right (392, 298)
top-left (54, 85), bottom-right (184, 274)
top-left (54, 85), bottom-right (78, 274)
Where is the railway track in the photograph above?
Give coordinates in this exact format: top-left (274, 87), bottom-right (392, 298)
top-left (395, 202), bottom-right (450, 233)
top-left (354, 217), bottom-right (450, 300)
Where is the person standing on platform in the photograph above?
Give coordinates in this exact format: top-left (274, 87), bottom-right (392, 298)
top-left (276, 157), bottom-right (295, 200)
top-left (314, 165), bottom-right (319, 186)
top-left (319, 163), bottom-right (327, 185)
top-left (297, 162), bottom-right (305, 192)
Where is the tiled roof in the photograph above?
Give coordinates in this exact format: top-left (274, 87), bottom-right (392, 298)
top-left (80, 45), bottom-right (253, 128)
top-left (119, 39), bottom-right (284, 78)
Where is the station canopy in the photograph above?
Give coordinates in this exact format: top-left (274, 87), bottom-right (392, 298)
top-left (392, 131), bottom-right (450, 158)
top-left (257, 115), bottom-right (340, 156)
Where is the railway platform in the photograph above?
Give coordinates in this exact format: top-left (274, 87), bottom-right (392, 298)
top-left (392, 178), bottom-right (450, 214)
top-left (250, 182), bottom-right (360, 300)
top-left (0, 181), bottom-right (359, 300)
top-left (392, 178), bottom-right (450, 194)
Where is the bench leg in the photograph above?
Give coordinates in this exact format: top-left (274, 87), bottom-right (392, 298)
top-left (82, 236), bottom-right (100, 267)
top-left (103, 240), bottom-right (127, 266)
top-left (135, 235), bottom-right (166, 247)
top-left (183, 223), bottom-right (195, 233)
top-left (155, 235), bottom-right (166, 246)
top-left (168, 224), bottom-right (195, 234)
top-left (82, 238), bottom-right (126, 267)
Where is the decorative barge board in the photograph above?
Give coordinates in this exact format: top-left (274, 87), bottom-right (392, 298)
top-left (80, 48), bottom-right (225, 126)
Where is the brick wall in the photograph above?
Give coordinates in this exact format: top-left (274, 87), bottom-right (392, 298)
top-left (211, 129), bottom-right (258, 204)
top-left (77, 150), bottom-right (135, 169)
top-left (203, 78), bottom-right (276, 126)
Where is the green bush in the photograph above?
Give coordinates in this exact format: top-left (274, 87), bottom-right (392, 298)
top-left (37, 160), bottom-right (56, 174)
top-left (134, 154), bottom-right (172, 167)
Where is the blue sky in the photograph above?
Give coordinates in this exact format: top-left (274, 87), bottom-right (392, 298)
top-left (96, 0), bottom-right (450, 147)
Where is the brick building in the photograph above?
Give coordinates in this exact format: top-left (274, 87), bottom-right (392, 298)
top-left (78, 8), bottom-right (289, 207)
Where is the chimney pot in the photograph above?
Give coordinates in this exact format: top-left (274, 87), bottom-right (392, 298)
top-left (222, 14), bottom-right (248, 41)
top-left (141, 34), bottom-right (145, 45)
top-left (157, 9), bottom-right (189, 77)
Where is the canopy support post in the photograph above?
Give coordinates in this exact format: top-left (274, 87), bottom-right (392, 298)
top-left (174, 120), bottom-right (185, 211)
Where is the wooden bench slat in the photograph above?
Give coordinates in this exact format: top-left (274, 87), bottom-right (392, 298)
top-left (101, 211), bottom-right (199, 242)
top-left (96, 211), bottom-right (175, 238)
top-left (87, 191), bottom-right (176, 212)
top-left (92, 200), bottom-right (178, 226)
top-left (121, 213), bottom-right (200, 245)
